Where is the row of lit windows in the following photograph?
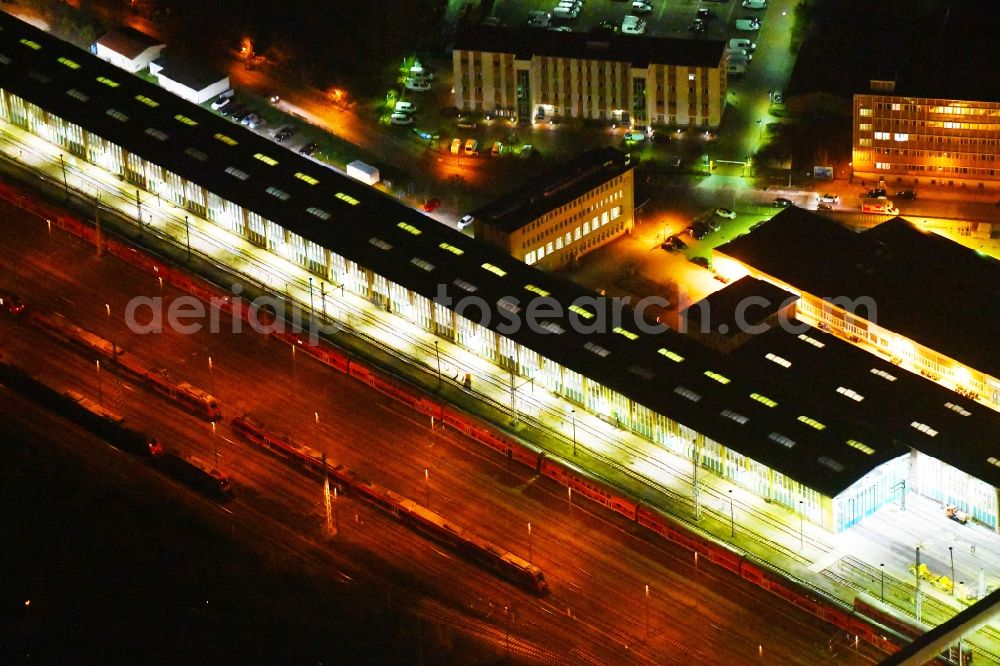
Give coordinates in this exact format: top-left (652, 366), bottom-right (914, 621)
top-left (523, 208), bottom-right (621, 265)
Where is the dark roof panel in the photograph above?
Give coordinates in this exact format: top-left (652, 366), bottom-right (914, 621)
top-left (96, 26), bottom-right (163, 60)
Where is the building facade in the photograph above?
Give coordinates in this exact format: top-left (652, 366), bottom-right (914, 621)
top-left (471, 148), bottom-right (636, 270)
top-left (853, 84), bottom-right (1000, 190)
top-left (453, 27), bottom-right (726, 128)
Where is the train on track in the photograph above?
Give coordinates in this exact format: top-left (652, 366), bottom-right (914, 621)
top-left (29, 311), bottom-right (222, 421)
top-left (155, 451), bottom-right (233, 498)
top-left (231, 414), bottom-right (548, 595)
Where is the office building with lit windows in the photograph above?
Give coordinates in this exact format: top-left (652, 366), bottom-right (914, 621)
top-left (452, 26), bottom-right (726, 128)
top-left (1, 12), bottom-right (997, 535)
top-left (469, 148), bottom-right (635, 270)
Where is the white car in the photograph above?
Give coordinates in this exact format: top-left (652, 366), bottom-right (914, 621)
top-left (715, 208), bottom-right (737, 219)
top-left (394, 101), bottom-right (416, 114)
top-left (622, 16), bottom-right (646, 33)
top-left (735, 17), bottom-right (761, 31)
top-left (727, 48), bottom-right (753, 62)
top-left (728, 38), bottom-right (756, 51)
top-left (458, 214), bottom-right (475, 229)
top-left (404, 78), bottom-right (431, 92)
top-left (390, 112), bottom-right (413, 125)
top-left (817, 193), bottom-right (840, 204)
top-left (742, 0), bottom-right (767, 8)
top-left (632, 1), bottom-right (653, 13)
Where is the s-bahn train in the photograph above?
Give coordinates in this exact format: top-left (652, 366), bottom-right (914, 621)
top-left (155, 451), bottom-right (233, 498)
top-left (29, 311), bottom-right (222, 421)
top-left (231, 414), bottom-right (548, 595)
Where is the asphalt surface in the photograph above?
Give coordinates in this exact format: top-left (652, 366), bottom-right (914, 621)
top-left (0, 195), bottom-right (885, 664)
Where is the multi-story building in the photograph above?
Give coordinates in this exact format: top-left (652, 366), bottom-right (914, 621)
top-left (453, 26), bottom-right (726, 128)
top-left (853, 77), bottom-right (1000, 190)
top-left (469, 148), bottom-right (635, 270)
top-left (1, 12), bottom-right (997, 534)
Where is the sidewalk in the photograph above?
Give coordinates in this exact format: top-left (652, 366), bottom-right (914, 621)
top-left (2, 120), bottom-right (998, 660)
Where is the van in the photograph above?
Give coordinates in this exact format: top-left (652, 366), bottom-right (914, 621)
top-left (394, 101), bottom-right (415, 114)
top-left (862, 198), bottom-right (898, 214)
top-left (464, 138), bottom-right (478, 155)
top-left (450, 138), bottom-right (461, 154)
top-left (741, 0), bottom-right (767, 8)
top-left (390, 112), bottom-right (413, 125)
top-left (552, 6), bottom-right (579, 19)
top-left (736, 18), bottom-right (761, 31)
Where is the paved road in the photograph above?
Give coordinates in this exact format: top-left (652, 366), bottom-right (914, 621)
top-left (0, 200), bottom-right (881, 664)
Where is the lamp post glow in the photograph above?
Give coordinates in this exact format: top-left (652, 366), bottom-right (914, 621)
top-left (880, 563), bottom-right (885, 602)
top-left (571, 408), bottom-right (577, 456)
top-left (728, 489), bottom-right (735, 538)
top-left (95, 359), bottom-right (102, 406)
top-left (434, 341), bottom-right (441, 389)
top-left (798, 500), bottom-right (804, 551)
top-left (645, 584), bottom-right (650, 638)
top-left (527, 522), bottom-right (533, 564)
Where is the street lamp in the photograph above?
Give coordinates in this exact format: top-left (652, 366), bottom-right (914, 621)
top-left (798, 500), bottom-right (804, 551)
top-left (424, 467), bottom-right (430, 506)
top-left (645, 583), bottom-right (650, 638)
top-left (949, 546), bottom-right (955, 596)
top-left (571, 408), bottom-right (577, 456)
top-left (434, 341), bottom-right (441, 389)
top-left (880, 563), bottom-right (885, 602)
top-left (527, 522), bottom-right (533, 564)
top-left (95, 359), bottom-right (102, 406)
top-left (185, 215), bottom-right (191, 260)
top-left (728, 489), bottom-right (735, 538)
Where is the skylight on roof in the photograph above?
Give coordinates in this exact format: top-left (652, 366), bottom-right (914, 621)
top-left (144, 128), bottom-right (168, 141)
top-left (944, 402), bottom-right (971, 416)
top-left (184, 147), bottom-right (207, 162)
top-left (453, 279), bottom-right (478, 293)
top-left (584, 342), bottom-right (611, 358)
top-left (174, 114), bottom-right (197, 126)
top-left (871, 368), bottom-right (897, 382)
top-left (439, 242), bottom-right (463, 256)
top-left (397, 222), bottom-right (421, 236)
top-left (797, 333), bottom-right (825, 348)
top-left (674, 386), bottom-right (701, 402)
top-left (568, 304), bottom-right (595, 320)
top-left (721, 409), bottom-right (749, 425)
top-left (910, 421), bottom-right (938, 437)
top-left (135, 94), bottom-right (158, 108)
top-left (836, 387), bottom-right (864, 402)
top-left (768, 432), bottom-right (796, 448)
top-left (525, 284), bottom-right (550, 298)
top-left (497, 296), bottom-right (521, 314)
top-left (411, 257), bottom-right (435, 272)
top-left (704, 371), bottom-right (730, 385)
top-left (224, 166), bottom-right (249, 181)
top-left (335, 192), bottom-right (359, 206)
top-left (798, 415), bottom-right (826, 430)
top-left (846, 439), bottom-right (875, 455)
top-left (482, 263), bottom-right (507, 277)
top-left (765, 353), bottom-right (791, 368)
top-left (105, 108), bottom-right (128, 122)
top-left (540, 321), bottom-right (565, 335)
top-left (66, 88), bottom-right (89, 102)
top-left (818, 457), bottom-right (845, 472)
top-left (295, 172), bottom-right (319, 186)
top-left (214, 133), bottom-right (238, 147)
top-left (988, 456), bottom-right (1000, 469)
top-left (253, 153), bottom-right (278, 166)
top-left (96, 75), bottom-right (119, 88)
top-left (265, 186), bottom-right (290, 201)
top-left (19, 38), bottom-right (41, 51)
top-left (369, 237), bottom-right (392, 251)
top-left (57, 56), bottom-right (80, 70)
top-left (658, 348), bottom-right (684, 363)
top-left (750, 392), bottom-right (777, 408)
top-left (613, 326), bottom-right (639, 341)
top-left (307, 207), bottom-right (331, 220)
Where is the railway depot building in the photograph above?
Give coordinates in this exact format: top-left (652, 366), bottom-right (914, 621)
top-left (452, 26), bottom-right (726, 128)
top-left (469, 147), bottom-right (636, 270)
top-left (1, 12), bottom-right (997, 536)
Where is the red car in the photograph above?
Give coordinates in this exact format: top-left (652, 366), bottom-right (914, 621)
top-left (422, 198), bottom-right (441, 213)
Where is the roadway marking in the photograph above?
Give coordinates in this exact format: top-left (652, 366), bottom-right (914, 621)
top-left (808, 549), bottom-right (843, 573)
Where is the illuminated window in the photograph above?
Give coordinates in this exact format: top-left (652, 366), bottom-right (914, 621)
top-left (584, 342), bottom-right (611, 358)
top-left (569, 304), bottom-right (594, 320)
top-left (213, 133), bottom-right (238, 146)
top-left (96, 76), bottom-right (120, 88)
top-left (798, 415), bottom-right (826, 430)
top-left (253, 153), bottom-right (278, 166)
top-left (135, 94), bottom-right (159, 108)
top-left (481, 262), bottom-right (507, 277)
top-left (294, 172), bottom-right (319, 185)
top-left (439, 242), bottom-right (463, 256)
top-left (19, 38), bottom-right (42, 50)
top-left (874, 131), bottom-right (890, 140)
top-left (57, 57), bottom-right (80, 69)
top-left (721, 409), bottom-right (748, 425)
top-left (307, 207), bottom-right (331, 220)
top-left (944, 402), bottom-right (971, 417)
top-left (265, 186), bottom-right (290, 201)
top-left (369, 237), bottom-right (392, 251)
top-left (524, 251), bottom-right (537, 265)
top-left (894, 133), bottom-right (908, 141)
top-left (836, 387), bottom-right (864, 402)
top-left (768, 432), bottom-right (796, 448)
top-left (411, 257), bottom-right (435, 272)
top-left (397, 221), bottom-right (422, 236)
top-left (846, 439), bottom-right (875, 455)
top-left (613, 326), bottom-right (639, 341)
top-left (891, 103), bottom-right (900, 110)
top-left (765, 353), bottom-right (791, 368)
top-left (859, 123), bottom-right (872, 131)
top-left (859, 108), bottom-right (872, 117)
top-left (875, 162), bottom-right (890, 170)
top-left (704, 371), bottom-right (730, 385)
top-left (657, 348), bottom-right (684, 363)
top-left (174, 114), bottom-right (197, 126)
top-left (674, 386), bottom-right (701, 402)
top-left (524, 284), bottom-right (549, 297)
top-left (224, 166), bottom-right (249, 181)
top-left (910, 421), bottom-right (938, 437)
top-left (335, 192), bottom-right (359, 206)
top-left (859, 138), bottom-right (872, 147)
top-left (105, 108), bottom-right (128, 122)
top-left (750, 392), bottom-right (777, 408)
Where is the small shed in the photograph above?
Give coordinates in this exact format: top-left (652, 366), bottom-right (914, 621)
top-left (346, 160), bottom-right (380, 185)
top-left (93, 27), bottom-right (165, 73)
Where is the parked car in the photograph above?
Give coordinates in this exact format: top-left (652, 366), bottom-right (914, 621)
top-left (394, 101), bottom-right (416, 114)
top-left (715, 207), bottom-right (736, 219)
top-left (458, 214), bottom-right (475, 229)
top-left (450, 138), bottom-right (462, 155)
top-left (390, 112), bottom-right (413, 125)
top-left (211, 97), bottom-right (231, 111)
top-left (772, 90), bottom-right (784, 104)
top-left (464, 138), bottom-right (478, 156)
top-left (632, 1), bottom-right (653, 14)
top-left (661, 236), bottom-right (687, 251)
top-left (688, 18), bottom-right (707, 33)
top-left (895, 190), bottom-right (917, 200)
top-left (689, 256), bottom-right (711, 269)
top-left (519, 144), bottom-right (534, 158)
top-left (741, 0), bottom-right (766, 8)
top-left (404, 78), bottom-right (431, 92)
top-left (735, 17), bottom-right (761, 31)
top-left (274, 126), bottom-right (297, 142)
top-left (593, 19), bottom-right (619, 34)
top-left (527, 10), bottom-right (551, 27)
top-left (866, 188), bottom-right (887, 198)
top-left (687, 222), bottom-right (714, 240)
top-left (817, 202), bottom-right (833, 210)
top-left (422, 197), bottom-right (441, 212)
top-left (772, 197), bottom-right (794, 208)
top-left (299, 142), bottom-right (319, 156)
top-left (491, 141), bottom-right (504, 156)
top-left (622, 16), bottom-right (646, 34)
top-left (817, 193), bottom-right (840, 204)
top-left (696, 8), bottom-right (718, 20)
top-left (729, 38), bottom-right (756, 51)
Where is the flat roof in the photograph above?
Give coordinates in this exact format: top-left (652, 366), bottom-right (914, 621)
top-left (454, 25), bottom-right (726, 69)
top-left (471, 148), bottom-right (635, 234)
top-left (2, 12), bottom-right (996, 497)
top-left (151, 54), bottom-right (226, 92)
top-left (683, 276), bottom-right (797, 337)
top-left (95, 26), bottom-right (163, 60)
top-left (716, 210), bottom-right (1000, 379)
